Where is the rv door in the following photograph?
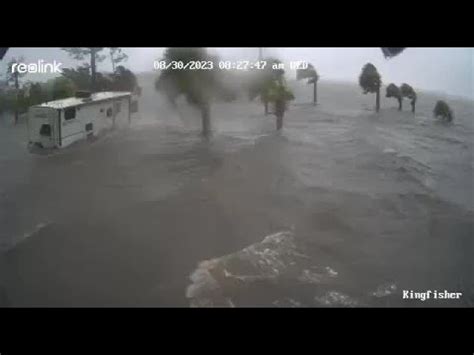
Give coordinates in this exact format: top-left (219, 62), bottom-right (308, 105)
top-left (61, 106), bottom-right (83, 147)
top-left (28, 107), bottom-right (57, 148)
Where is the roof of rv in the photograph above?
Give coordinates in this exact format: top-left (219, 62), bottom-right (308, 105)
top-left (37, 91), bottom-right (131, 109)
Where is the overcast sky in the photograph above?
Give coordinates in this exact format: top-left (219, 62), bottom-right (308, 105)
top-left (1, 47), bottom-right (472, 99)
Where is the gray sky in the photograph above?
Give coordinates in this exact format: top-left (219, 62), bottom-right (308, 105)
top-left (1, 47), bottom-right (472, 99)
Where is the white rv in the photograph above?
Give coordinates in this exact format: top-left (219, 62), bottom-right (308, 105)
top-left (28, 91), bottom-right (137, 149)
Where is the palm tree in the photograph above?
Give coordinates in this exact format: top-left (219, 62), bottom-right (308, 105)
top-left (296, 63), bottom-right (319, 105)
top-left (386, 83), bottom-right (402, 110)
top-left (359, 63), bottom-right (382, 112)
top-left (248, 57), bottom-right (285, 115)
top-left (400, 83), bottom-right (417, 113)
top-left (155, 48), bottom-right (221, 138)
top-left (266, 80), bottom-right (295, 130)
top-left (434, 100), bottom-right (454, 122)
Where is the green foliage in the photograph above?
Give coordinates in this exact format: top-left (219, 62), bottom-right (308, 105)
top-left (296, 63), bottom-right (319, 83)
top-left (155, 48), bottom-right (232, 136)
top-left (0, 89), bottom-right (17, 113)
top-left (400, 83), bottom-right (417, 112)
top-left (297, 63), bottom-right (319, 104)
top-left (155, 69), bottom-right (180, 103)
top-left (266, 80), bottom-right (295, 103)
top-left (400, 83), bottom-right (416, 99)
top-left (16, 89), bottom-right (29, 113)
top-left (61, 66), bottom-right (113, 91)
top-left (111, 65), bottom-right (138, 92)
top-left (27, 82), bottom-right (48, 106)
top-left (0, 92), bottom-right (6, 113)
top-left (61, 64), bottom-right (137, 93)
top-left (155, 48), bottom-right (221, 108)
top-left (61, 66), bottom-right (93, 91)
top-left (0, 75), bottom-right (77, 115)
top-left (0, 88), bottom-right (29, 115)
top-left (386, 83), bottom-right (401, 99)
top-left (434, 100), bottom-right (454, 122)
top-left (62, 48), bottom-right (107, 92)
top-left (267, 80), bottom-right (295, 119)
top-left (247, 57), bottom-right (285, 102)
top-left (359, 63), bottom-right (381, 94)
top-left (51, 77), bottom-right (76, 100)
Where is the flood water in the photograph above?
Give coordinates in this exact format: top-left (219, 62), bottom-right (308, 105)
top-left (0, 77), bottom-right (473, 307)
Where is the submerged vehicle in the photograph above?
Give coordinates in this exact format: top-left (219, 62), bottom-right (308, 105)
top-left (27, 91), bottom-right (138, 149)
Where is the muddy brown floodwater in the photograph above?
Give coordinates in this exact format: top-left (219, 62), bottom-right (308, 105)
top-left (0, 79), bottom-right (473, 307)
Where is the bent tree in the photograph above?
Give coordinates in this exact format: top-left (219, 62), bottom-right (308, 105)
top-left (248, 57), bottom-right (285, 115)
top-left (155, 48), bottom-right (222, 138)
top-left (267, 80), bottom-right (295, 130)
top-left (359, 63), bottom-right (382, 112)
top-left (296, 63), bottom-right (319, 105)
top-left (386, 83), bottom-right (402, 110)
top-left (434, 100), bottom-right (454, 122)
top-left (400, 83), bottom-right (417, 113)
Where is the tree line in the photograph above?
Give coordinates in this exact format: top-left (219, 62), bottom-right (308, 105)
top-left (1, 48), bottom-right (455, 128)
top-left (0, 48), bottom-right (139, 124)
top-left (154, 50), bottom-right (455, 138)
top-left (359, 62), bottom-right (453, 121)
top-left (155, 48), bottom-right (296, 137)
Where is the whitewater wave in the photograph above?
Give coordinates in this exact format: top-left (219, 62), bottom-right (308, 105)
top-left (185, 231), bottom-right (351, 307)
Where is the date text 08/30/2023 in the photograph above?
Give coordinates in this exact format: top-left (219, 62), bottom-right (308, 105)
top-left (153, 60), bottom-right (310, 71)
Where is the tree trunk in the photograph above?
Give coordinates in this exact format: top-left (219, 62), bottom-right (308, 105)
top-left (375, 87), bottom-right (380, 112)
top-left (201, 104), bottom-right (211, 138)
top-left (275, 99), bottom-right (285, 130)
top-left (110, 50), bottom-right (116, 73)
top-left (14, 73), bottom-right (19, 125)
top-left (276, 114), bottom-right (283, 130)
top-left (264, 100), bottom-right (269, 115)
top-left (398, 98), bottom-right (402, 111)
top-left (91, 48), bottom-right (97, 92)
top-left (411, 99), bottom-right (416, 113)
top-left (313, 81), bottom-right (317, 105)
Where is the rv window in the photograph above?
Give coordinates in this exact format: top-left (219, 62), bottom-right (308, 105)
top-left (106, 108), bottom-right (113, 117)
top-left (64, 108), bottom-right (76, 120)
top-left (40, 124), bottom-right (51, 137)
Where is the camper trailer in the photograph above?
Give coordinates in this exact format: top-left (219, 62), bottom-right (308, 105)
top-left (28, 91), bottom-right (137, 149)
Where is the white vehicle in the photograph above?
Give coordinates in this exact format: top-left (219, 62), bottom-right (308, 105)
top-left (28, 91), bottom-right (138, 149)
